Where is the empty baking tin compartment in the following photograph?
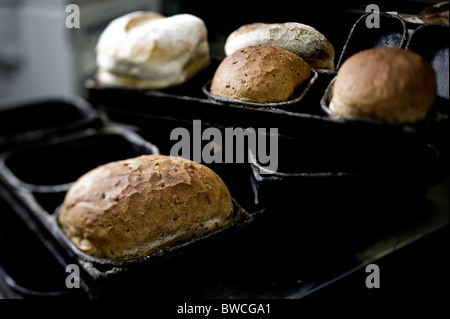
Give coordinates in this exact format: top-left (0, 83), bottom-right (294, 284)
top-left (0, 126), bottom-right (160, 191)
top-left (0, 97), bottom-right (100, 149)
top-left (0, 199), bottom-right (85, 298)
top-left (250, 135), bottom-right (440, 209)
top-left (407, 24), bottom-right (449, 100)
top-left (31, 191), bottom-right (67, 217)
top-left (336, 12), bottom-right (408, 69)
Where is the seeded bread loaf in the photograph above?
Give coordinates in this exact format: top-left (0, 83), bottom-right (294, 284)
top-left (58, 155), bottom-right (235, 260)
top-left (210, 45), bottom-right (311, 104)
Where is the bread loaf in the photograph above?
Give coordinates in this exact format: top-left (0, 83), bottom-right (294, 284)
top-left (418, 2), bottom-right (449, 25)
top-left (329, 47), bottom-right (436, 123)
top-left (58, 155), bottom-right (235, 260)
top-left (225, 22), bottom-right (335, 70)
top-left (96, 12), bottom-right (210, 89)
top-left (210, 45), bottom-right (311, 104)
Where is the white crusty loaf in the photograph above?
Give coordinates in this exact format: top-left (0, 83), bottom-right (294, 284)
top-left (96, 11), bottom-right (210, 89)
top-left (224, 22), bottom-right (335, 70)
top-left (58, 155), bottom-right (235, 261)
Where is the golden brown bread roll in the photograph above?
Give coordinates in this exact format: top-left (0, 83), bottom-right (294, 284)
top-left (210, 45), bottom-right (311, 104)
top-left (58, 155), bottom-right (235, 260)
top-left (95, 11), bottom-right (210, 89)
top-left (224, 22), bottom-right (335, 70)
top-left (329, 47), bottom-right (436, 123)
top-left (418, 2), bottom-right (449, 25)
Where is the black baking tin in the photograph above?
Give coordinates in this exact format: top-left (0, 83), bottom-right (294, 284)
top-left (48, 199), bottom-right (253, 299)
top-left (406, 24), bottom-right (450, 163)
top-left (50, 199), bottom-right (252, 268)
top-left (0, 126), bottom-right (159, 192)
top-left (336, 12), bottom-right (408, 69)
top-left (407, 24), bottom-right (449, 100)
top-left (85, 61), bottom-right (331, 135)
top-left (0, 194), bottom-right (87, 299)
top-left (320, 78), bottom-right (437, 135)
top-left (85, 12), bottom-right (413, 143)
top-left (202, 70), bottom-right (318, 110)
top-left (0, 125), bottom-right (160, 227)
top-left (250, 137), bottom-right (442, 209)
top-left (0, 97), bottom-right (100, 150)
top-left (0, 124), bottom-right (256, 298)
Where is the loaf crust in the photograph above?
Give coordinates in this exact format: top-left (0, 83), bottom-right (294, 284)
top-left (225, 22), bottom-right (335, 70)
top-left (329, 47), bottom-right (436, 123)
top-left (210, 45), bottom-right (311, 104)
top-left (58, 155), bottom-right (235, 260)
top-left (419, 2), bottom-right (449, 25)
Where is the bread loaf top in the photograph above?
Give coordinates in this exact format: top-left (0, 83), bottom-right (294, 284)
top-left (225, 22), bottom-right (335, 70)
top-left (419, 2), bottom-right (449, 25)
top-left (96, 12), bottom-right (210, 89)
top-left (329, 47), bottom-right (436, 123)
top-left (210, 45), bottom-right (311, 104)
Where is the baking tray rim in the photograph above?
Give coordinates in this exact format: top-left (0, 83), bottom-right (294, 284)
top-left (0, 96), bottom-right (99, 146)
top-left (336, 11), bottom-right (408, 69)
top-left (320, 77), bottom-right (437, 133)
top-left (48, 197), bottom-right (253, 272)
top-left (0, 125), bottom-right (161, 193)
top-left (201, 70), bottom-right (319, 109)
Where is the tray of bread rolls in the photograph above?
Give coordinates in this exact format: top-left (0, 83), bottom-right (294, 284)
top-left (0, 3), bottom-right (448, 299)
top-left (85, 12), bottom-right (423, 133)
top-left (86, 9), bottom-right (448, 206)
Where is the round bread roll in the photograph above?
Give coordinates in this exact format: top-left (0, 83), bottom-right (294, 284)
top-left (210, 45), bottom-right (311, 104)
top-left (58, 155), bottom-right (235, 260)
top-left (418, 2), bottom-right (449, 25)
top-left (329, 47), bottom-right (436, 124)
top-left (224, 22), bottom-right (335, 70)
top-left (96, 11), bottom-right (210, 89)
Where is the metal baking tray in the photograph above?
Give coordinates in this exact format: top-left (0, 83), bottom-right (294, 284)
top-left (83, 12), bottom-right (417, 147)
top-left (407, 24), bottom-right (449, 100)
top-left (201, 70), bottom-right (318, 111)
top-left (0, 125), bottom-right (256, 298)
top-left (0, 194), bottom-right (86, 299)
top-left (320, 77), bottom-right (438, 135)
top-left (0, 126), bottom-right (159, 192)
top-left (1, 167), bottom-right (448, 299)
top-left (336, 12), bottom-right (408, 69)
top-left (1, 11), bottom-right (447, 300)
top-left (249, 137), bottom-right (443, 209)
top-left (50, 198), bottom-right (253, 297)
top-left (0, 97), bottom-right (101, 150)
top-left (0, 126), bottom-right (160, 224)
top-left (85, 60), bottom-right (335, 139)
top-left (407, 24), bottom-right (449, 163)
